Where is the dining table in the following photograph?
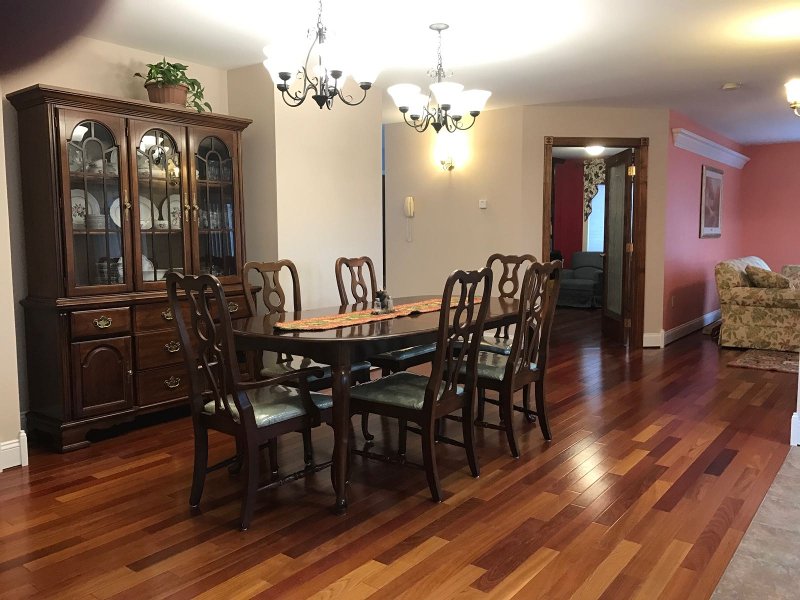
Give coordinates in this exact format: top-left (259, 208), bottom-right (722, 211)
top-left (232, 294), bottom-right (519, 514)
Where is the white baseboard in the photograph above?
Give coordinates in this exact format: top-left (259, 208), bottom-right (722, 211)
top-left (0, 430), bottom-right (29, 472)
top-left (791, 413), bottom-right (800, 446)
top-left (643, 331), bottom-right (665, 348)
top-left (664, 309), bottom-right (721, 346)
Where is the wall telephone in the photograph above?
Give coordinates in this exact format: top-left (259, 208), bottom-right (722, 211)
top-left (403, 196), bottom-right (415, 218)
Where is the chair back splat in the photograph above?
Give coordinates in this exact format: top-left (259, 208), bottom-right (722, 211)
top-left (335, 256), bottom-right (378, 305)
top-left (243, 259), bottom-right (301, 317)
top-left (486, 253), bottom-right (536, 338)
top-left (428, 268), bottom-right (493, 409)
top-left (506, 261), bottom-right (562, 383)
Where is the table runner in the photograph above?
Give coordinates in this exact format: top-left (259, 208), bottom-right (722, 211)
top-left (273, 298), bottom-right (460, 332)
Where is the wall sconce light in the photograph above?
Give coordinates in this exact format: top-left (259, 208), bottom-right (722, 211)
top-left (439, 157), bottom-right (455, 171)
top-left (786, 78), bottom-right (800, 116)
top-left (433, 129), bottom-right (468, 172)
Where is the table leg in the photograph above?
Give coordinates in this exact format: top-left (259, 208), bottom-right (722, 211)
top-left (331, 362), bottom-right (351, 515)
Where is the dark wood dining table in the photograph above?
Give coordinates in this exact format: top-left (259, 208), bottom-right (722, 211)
top-left (232, 295), bottom-right (519, 514)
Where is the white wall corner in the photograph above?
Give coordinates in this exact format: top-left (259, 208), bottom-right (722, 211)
top-left (643, 330), bottom-right (665, 348)
top-left (671, 128), bottom-right (749, 169)
top-left (791, 413), bottom-right (800, 446)
top-left (0, 430), bottom-right (28, 471)
top-left (664, 309), bottom-right (721, 346)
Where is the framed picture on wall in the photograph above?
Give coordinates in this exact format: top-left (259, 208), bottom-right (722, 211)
top-left (700, 165), bottom-right (723, 238)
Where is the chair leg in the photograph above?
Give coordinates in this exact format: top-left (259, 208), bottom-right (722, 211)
top-left (189, 422), bottom-right (208, 508)
top-left (240, 440), bottom-right (260, 531)
top-left (535, 380), bottom-right (552, 441)
top-left (267, 438), bottom-right (279, 480)
top-left (361, 412), bottom-right (374, 442)
top-left (500, 390), bottom-right (520, 458)
top-left (522, 384), bottom-right (537, 424)
top-left (302, 429), bottom-right (314, 468)
top-left (398, 418), bottom-right (407, 458)
top-left (462, 406), bottom-right (480, 478)
top-left (228, 436), bottom-right (243, 475)
top-left (421, 418), bottom-right (443, 502)
top-left (476, 387), bottom-right (486, 421)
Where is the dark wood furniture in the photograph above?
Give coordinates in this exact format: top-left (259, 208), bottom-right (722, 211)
top-left (349, 269), bottom-right (492, 501)
top-left (166, 273), bottom-right (331, 531)
top-left (472, 261), bottom-right (562, 457)
top-left (7, 84), bottom-right (251, 451)
top-left (481, 253), bottom-right (537, 355)
top-left (233, 294), bottom-right (518, 514)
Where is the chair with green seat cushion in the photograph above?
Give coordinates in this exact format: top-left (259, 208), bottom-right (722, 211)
top-left (349, 268), bottom-right (493, 502)
top-left (467, 261), bottom-right (561, 458)
top-left (243, 259), bottom-right (371, 390)
top-left (334, 255), bottom-right (437, 440)
top-left (167, 272), bottom-right (333, 531)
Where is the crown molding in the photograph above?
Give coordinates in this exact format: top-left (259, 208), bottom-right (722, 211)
top-left (671, 128), bottom-right (749, 169)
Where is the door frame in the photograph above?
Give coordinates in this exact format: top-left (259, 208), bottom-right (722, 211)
top-left (542, 136), bottom-right (649, 349)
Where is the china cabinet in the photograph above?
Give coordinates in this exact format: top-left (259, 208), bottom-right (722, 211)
top-left (8, 85), bottom-right (252, 451)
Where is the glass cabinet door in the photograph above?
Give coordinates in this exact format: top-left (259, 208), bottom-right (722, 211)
top-left (191, 130), bottom-right (241, 282)
top-left (61, 111), bottom-right (131, 295)
top-left (130, 123), bottom-right (190, 289)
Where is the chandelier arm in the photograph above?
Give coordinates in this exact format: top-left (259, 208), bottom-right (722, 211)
top-left (452, 114), bottom-right (477, 131)
top-left (336, 87), bottom-right (368, 107)
top-left (402, 112), bottom-right (430, 133)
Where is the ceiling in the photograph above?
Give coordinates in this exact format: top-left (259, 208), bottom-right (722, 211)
top-left (84, 0), bottom-right (800, 144)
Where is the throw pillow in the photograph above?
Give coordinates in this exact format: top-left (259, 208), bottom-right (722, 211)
top-left (745, 265), bottom-right (790, 289)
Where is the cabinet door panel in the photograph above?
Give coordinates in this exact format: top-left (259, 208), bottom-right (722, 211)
top-left (189, 128), bottom-right (243, 283)
top-left (59, 109), bottom-right (132, 296)
top-left (71, 336), bottom-right (133, 419)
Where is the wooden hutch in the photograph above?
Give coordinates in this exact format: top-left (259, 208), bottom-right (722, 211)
top-left (7, 85), bottom-right (252, 451)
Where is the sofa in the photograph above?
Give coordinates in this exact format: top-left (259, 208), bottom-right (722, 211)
top-left (557, 251), bottom-right (603, 308)
top-left (715, 256), bottom-right (800, 351)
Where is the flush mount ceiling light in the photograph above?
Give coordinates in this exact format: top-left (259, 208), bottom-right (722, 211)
top-left (387, 23), bottom-right (491, 134)
top-left (785, 79), bottom-right (800, 116)
top-left (585, 145), bottom-right (605, 156)
top-left (262, 0), bottom-right (379, 110)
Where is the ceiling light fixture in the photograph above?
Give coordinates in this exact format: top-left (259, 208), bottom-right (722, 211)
top-left (387, 23), bottom-right (491, 134)
top-left (785, 79), bottom-right (800, 116)
top-left (585, 145), bottom-right (605, 156)
top-left (262, 0), bottom-right (379, 110)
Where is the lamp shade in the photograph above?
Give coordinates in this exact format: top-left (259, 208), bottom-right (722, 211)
top-left (407, 93), bottom-right (429, 119)
top-left (263, 59), bottom-right (295, 86)
top-left (461, 89), bottom-right (492, 113)
top-left (430, 81), bottom-right (464, 107)
top-left (786, 79), bottom-right (800, 104)
top-left (388, 84), bottom-right (422, 109)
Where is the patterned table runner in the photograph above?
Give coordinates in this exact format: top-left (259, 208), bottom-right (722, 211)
top-left (273, 298), bottom-right (459, 332)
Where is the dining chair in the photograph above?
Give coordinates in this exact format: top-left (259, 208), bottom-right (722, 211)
top-left (480, 253), bottom-right (537, 355)
top-left (468, 261), bottom-right (561, 458)
top-left (335, 256), bottom-right (438, 441)
top-left (167, 272), bottom-right (333, 531)
top-left (242, 259), bottom-right (371, 389)
top-left (348, 268), bottom-right (493, 502)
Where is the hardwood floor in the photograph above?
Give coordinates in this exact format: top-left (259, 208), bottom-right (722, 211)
top-left (1, 308), bottom-right (796, 599)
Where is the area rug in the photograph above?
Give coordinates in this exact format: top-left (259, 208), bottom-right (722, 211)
top-left (728, 349), bottom-right (799, 374)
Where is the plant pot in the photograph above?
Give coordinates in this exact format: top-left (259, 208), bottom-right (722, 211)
top-left (145, 83), bottom-right (188, 106)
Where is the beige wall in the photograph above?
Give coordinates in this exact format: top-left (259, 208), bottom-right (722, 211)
top-left (227, 64), bottom-right (278, 264)
top-left (0, 36), bottom-right (230, 416)
top-left (385, 105), bottom-right (669, 339)
top-left (274, 85), bottom-right (383, 309)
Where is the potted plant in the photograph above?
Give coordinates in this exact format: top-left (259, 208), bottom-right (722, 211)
top-left (134, 58), bottom-right (212, 112)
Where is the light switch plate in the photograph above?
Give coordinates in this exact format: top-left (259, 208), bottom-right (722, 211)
top-left (479, 199), bottom-right (488, 209)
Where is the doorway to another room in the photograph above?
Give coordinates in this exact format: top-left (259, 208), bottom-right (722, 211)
top-left (543, 137), bottom-right (649, 349)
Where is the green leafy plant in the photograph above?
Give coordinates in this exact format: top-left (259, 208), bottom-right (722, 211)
top-left (134, 58), bottom-right (212, 113)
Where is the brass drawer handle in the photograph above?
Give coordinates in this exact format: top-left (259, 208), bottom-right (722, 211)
top-left (164, 376), bottom-right (181, 389)
top-left (93, 316), bottom-right (112, 329)
top-left (161, 307), bottom-right (174, 321)
top-left (164, 340), bottom-right (181, 353)
top-left (227, 301), bottom-right (239, 313)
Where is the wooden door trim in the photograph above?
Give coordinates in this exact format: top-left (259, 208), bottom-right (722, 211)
top-left (543, 136), bottom-right (648, 349)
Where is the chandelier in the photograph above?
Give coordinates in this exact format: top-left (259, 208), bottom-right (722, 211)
top-left (786, 79), bottom-right (800, 116)
top-left (262, 1), bottom-right (379, 110)
top-left (388, 24), bottom-right (491, 134)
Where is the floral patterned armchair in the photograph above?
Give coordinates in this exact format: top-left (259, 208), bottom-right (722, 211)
top-left (715, 256), bottom-right (800, 351)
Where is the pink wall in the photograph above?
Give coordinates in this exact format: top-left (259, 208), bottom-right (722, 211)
top-left (553, 159), bottom-right (584, 268)
top-left (740, 142), bottom-right (800, 270)
top-left (663, 111), bottom-right (746, 331)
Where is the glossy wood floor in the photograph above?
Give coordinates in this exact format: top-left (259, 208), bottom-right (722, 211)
top-left (1, 308), bottom-right (796, 599)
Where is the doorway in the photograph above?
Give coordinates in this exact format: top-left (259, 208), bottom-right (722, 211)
top-left (543, 137), bottom-right (649, 349)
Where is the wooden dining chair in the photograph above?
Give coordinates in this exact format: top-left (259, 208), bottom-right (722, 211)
top-left (167, 272), bottom-right (333, 531)
top-left (243, 259), bottom-right (371, 389)
top-left (348, 268), bottom-right (493, 502)
top-left (480, 253), bottom-right (537, 355)
top-left (469, 261), bottom-right (561, 458)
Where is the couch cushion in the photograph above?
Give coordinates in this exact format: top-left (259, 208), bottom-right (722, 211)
top-left (560, 279), bottom-right (596, 292)
top-left (715, 256), bottom-right (770, 290)
top-left (745, 265), bottom-right (790, 289)
top-left (572, 251), bottom-right (604, 270)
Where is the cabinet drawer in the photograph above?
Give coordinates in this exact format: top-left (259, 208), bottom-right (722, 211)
top-left (71, 307), bottom-right (131, 339)
top-left (134, 301), bottom-right (187, 332)
top-left (136, 364), bottom-right (190, 407)
top-left (135, 329), bottom-right (185, 370)
top-left (223, 295), bottom-right (250, 319)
